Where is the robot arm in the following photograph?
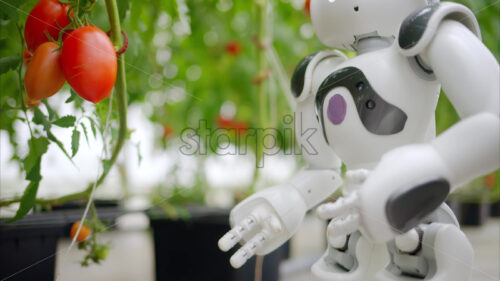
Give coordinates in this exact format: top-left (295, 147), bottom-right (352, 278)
top-left (421, 19), bottom-right (499, 188)
top-left (218, 51), bottom-right (346, 268)
top-left (219, 168), bottom-right (342, 268)
top-left (318, 18), bottom-right (499, 244)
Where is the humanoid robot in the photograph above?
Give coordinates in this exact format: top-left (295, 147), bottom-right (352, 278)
top-left (218, 0), bottom-right (500, 280)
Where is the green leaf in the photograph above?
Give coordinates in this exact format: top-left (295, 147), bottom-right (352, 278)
top-left (26, 158), bottom-right (42, 182)
top-left (78, 241), bottom-right (86, 250)
top-left (65, 91), bottom-right (76, 103)
top-left (0, 56), bottom-right (21, 74)
top-left (32, 108), bottom-right (45, 125)
top-left (118, 0), bottom-right (130, 21)
top-left (32, 108), bottom-right (75, 164)
top-left (47, 131), bottom-right (73, 162)
top-left (80, 122), bottom-right (90, 144)
top-left (22, 137), bottom-right (49, 179)
top-left (8, 181), bottom-right (40, 222)
top-left (42, 100), bottom-right (58, 121)
top-left (87, 117), bottom-right (98, 138)
top-left (71, 128), bottom-right (80, 157)
top-left (135, 142), bottom-right (142, 166)
top-left (53, 115), bottom-right (76, 128)
top-left (33, 107), bottom-right (51, 131)
top-left (69, 89), bottom-right (85, 109)
top-left (102, 159), bottom-right (112, 175)
top-left (0, 0), bottom-right (22, 20)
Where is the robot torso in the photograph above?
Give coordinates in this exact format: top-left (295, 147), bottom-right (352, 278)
top-left (314, 44), bottom-right (441, 169)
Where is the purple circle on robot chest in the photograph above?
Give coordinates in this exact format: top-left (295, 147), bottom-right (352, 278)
top-left (327, 94), bottom-right (347, 125)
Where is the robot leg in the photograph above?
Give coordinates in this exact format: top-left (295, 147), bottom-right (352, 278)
top-left (311, 231), bottom-right (389, 281)
top-left (378, 205), bottom-right (474, 281)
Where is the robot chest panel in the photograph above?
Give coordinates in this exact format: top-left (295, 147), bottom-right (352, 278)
top-left (314, 47), bottom-right (440, 168)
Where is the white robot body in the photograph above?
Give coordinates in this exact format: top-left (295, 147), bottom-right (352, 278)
top-left (218, 1), bottom-right (500, 280)
top-left (318, 43), bottom-right (440, 169)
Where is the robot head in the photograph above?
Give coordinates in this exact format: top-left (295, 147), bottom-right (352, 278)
top-left (311, 0), bottom-right (431, 51)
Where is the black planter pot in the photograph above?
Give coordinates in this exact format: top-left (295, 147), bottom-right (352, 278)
top-left (148, 206), bottom-right (289, 281)
top-left (0, 201), bottom-right (122, 281)
top-left (490, 201), bottom-right (500, 217)
top-left (448, 200), bottom-right (490, 226)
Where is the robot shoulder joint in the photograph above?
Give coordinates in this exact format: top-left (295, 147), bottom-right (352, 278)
top-left (398, 2), bottom-right (481, 57)
top-left (291, 50), bottom-right (346, 102)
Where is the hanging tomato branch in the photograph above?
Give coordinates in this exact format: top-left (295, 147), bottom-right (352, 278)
top-left (0, 0), bottom-right (129, 266)
top-left (0, 0), bottom-right (128, 226)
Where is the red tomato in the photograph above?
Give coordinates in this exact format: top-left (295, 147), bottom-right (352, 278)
top-left (216, 116), bottom-right (249, 134)
top-left (24, 42), bottom-right (66, 103)
top-left (162, 125), bottom-right (174, 139)
top-left (70, 221), bottom-right (92, 242)
top-left (61, 26), bottom-right (117, 103)
top-left (225, 41), bottom-right (242, 56)
top-left (304, 0), bottom-right (311, 16)
top-left (484, 174), bottom-right (497, 188)
top-left (24, 0), bottom-right (70, 53)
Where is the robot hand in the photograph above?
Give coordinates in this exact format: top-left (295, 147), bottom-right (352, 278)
top-left (218, 184), bottom-right (308, 268)
top-left (317, 170), bottom-right (368, 241)
top-left (318, 144), bottom-right (453, 244)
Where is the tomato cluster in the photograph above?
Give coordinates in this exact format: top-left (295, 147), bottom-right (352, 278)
top-left (24, 0), bottom-right (71, 53)
top-left (23, 0), bottom-right (117, 105)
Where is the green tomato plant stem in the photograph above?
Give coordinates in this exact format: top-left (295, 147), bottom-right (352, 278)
top-left (100, 0), bottom-right (128, 188)
top-left (256, 0), bottom-right (269, 130)
top-left (254, 0), bottom-right (269, 256)
top-left (251, 0), bottom-right (270, 191)
top-left (0, 0), bottom-right (128, 209)
top-left (15, 23), bottom-right (33, 138)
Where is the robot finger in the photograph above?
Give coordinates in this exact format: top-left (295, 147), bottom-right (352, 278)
top-left (263, 214), bottom-right (283, 233)
top-left (218, 215), bottom-right (260, 252)
top-left (345, 169), bottom-right (371, 185)
top-left (316, 194), bottom-right (358, 220)
top-left (327, 214), bottom-right (360, 238)
top-left (229, 230), bottom-right (269, 269)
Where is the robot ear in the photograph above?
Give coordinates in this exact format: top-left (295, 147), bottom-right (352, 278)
top-left (290, 50), bottom-right (347, 103)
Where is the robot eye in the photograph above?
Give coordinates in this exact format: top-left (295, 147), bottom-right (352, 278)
top-left (356, 82), bottom-right (364, 91)
top-left (366, 99), bottom-right (376, 109)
